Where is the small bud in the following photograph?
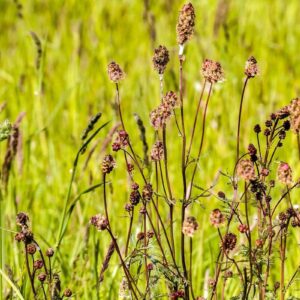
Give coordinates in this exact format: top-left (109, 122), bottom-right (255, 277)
top-left (33, 260), bottom-right (44, 270)
top-left (63, 288), bottom-right (73, 297)
top-left (16, 212), bottom-right (29, 227)
top-left (46, 248), bottom-right (54, 257)
top-left (38, 273), bottom-right (47, 282)
top-left (254, 124), bottom-right (261, 133)
top-left (26, 244), bottom-right (36, 255)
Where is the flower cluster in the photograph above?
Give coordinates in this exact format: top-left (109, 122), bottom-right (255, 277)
top-left (90, 214), bottom-right (109, 231)
top-left (107, 61), bottom-right (125, 83)
top-left (210, 209), bottom-right (226, 228)
top-left (289, 98), bottom-right (300, 133)
top-left (277, 162), bottom-right (292, 185)
top-left (150, 140), bottom-right (164, 161)
top-left (244, 56), bottom-right (258, 78)
top-left (236, 159), bottom-right (256, 181)
top-left (150, 91), bottom-right (178, 130)
top-left (101, 154), bottom-right (116, 174)
top-left (202, 59), bottom-right (224, 83)
top-left (112, 130), bottom-right (129, 151)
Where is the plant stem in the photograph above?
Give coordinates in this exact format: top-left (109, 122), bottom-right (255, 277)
top-left (179, 52), bottom-right (189, 299)
top-left (236, 77), bottom-right (249, 163)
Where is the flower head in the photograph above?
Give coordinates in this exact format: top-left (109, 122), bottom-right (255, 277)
top-left (210, 209), bottom-right (226, 227)
top-left (277, 162), bottom-right (292, 185)
top-left (202, 59), bottom-right (224, 83)
top-left (237, 159), bottom-right (256, 181)
top-left (101, 154), bottom-right (116, 174)
top-left (182, 216), bottom-right (199, 237)
top-left (0, 120), bottom-right (12, 142)
top-left (107, 61), bottom-right (125, 83)
top-left (244, 56), bottom-right (258, 78)
top-left (176, 3), bottom-right (195, 45)
top-left (222, 233), bottom-right (237, 253)
top-left (150, 140), bottom-right (164, 161)
top-left (289, 98), bottom-right (300, 133)
top-left (152, 45), bottom-right (169, 75)
top-left (90, 214), bottom-right (108, 231)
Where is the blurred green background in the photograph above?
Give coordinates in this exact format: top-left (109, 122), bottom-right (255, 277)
top-left (1, 0), bottom-right (300, 298)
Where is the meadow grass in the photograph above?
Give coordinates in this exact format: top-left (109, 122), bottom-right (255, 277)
top-left (1, 0), bottom-right (300, 299)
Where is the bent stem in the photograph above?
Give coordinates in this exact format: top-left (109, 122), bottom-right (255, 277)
top-left (236, 77), bottom-right (249, 163)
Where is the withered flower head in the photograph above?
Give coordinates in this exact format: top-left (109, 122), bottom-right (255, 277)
top-left (289, 98), bottom-right (300, 133)
top-left (210, 209), bottom-right (226, 227)
top-left (182, 216), bottom-right (199, 237)
top-left (130, 190), bottom-right (141, 206)
top-left (142, 183), bottom-right (153, 201)
top-left (176, 3), bottom-right (195, 45)
top-left (152, 45), bottom-right (169, 75)
top-left (237, 159), bottom-right (256, 181)
top-left (277, 162), bottom-right (292, 185)
top-left (202, 59), bottom-right (224, 83)
top-left (38, 273), bottom-right (47, 282)
top-left (150, 140), bottom-right (164, 161)
top-left (244, 56), bottom-right (258, 78)
top-left (90, 214), bottom-right (108, 231)
top-left (16, 212), bottom-right (29, 227)
top-left (101, 154), bottom-right (116, 174)
top-left (222, 233), bottom-right (237, 253)
top-left (107, 61), bottom-right (125, 83)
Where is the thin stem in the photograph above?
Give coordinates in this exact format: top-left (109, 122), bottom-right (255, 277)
top-left (188, 83), bottom-right (213, 200)
top-left (125, 209), bottom-right (134, 257)
top-left (189, 238), bottom-right (196, 300)
top-left (297, 132), bottom-right (300, 160)
top-left (186, 79), bottom-right (207, 165)
top-left (236, 77), bottom-right (249, 163)
top-left (179, 53), bottom-right (189, 299)
top-left (25, 245), bottom-right (36, 298)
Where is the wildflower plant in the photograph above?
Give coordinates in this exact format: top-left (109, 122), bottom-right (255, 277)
top-left (7, 2), bottom-right (300, 300)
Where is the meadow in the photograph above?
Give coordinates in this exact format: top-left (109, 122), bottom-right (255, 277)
top-left (1, 0), bottom-right (300, 299)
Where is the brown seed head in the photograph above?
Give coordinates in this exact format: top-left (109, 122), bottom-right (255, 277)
top-left (26, 244), bottom-right (36, 255)
top-left (38, 273), bottom-right (47, 282)
top-left (46, 248), bottom-right (54, 257)
top-left (16, 212), bottom-right (29, 227)
top-left (33, 259), bottom-right (44, 270)
top-left (222, 233), bottom-right (237, 253)
top-left (152, 45), bottom-right (169, 75)
top-left (142, 183), bottom-right (153, 201)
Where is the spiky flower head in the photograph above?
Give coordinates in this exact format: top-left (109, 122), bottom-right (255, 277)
top-left (202, 59), bottom-right (224, 83)
top-left (101, 154), bottom-right (116, 174)
top-left (107, 61), bottom-right (125, 83)
top-left (237, 159), bottom-right (256, 181)
top-left (210, 209), bottom-right (226, 227)
top-left (112, 130), bottom-right (129, 151)
top-left (153, 45), bottom-right (169, 75)
top-left (176, 3), bottom-right (195, 45)
top-left (277, 162), bottom-right (292, 185)
top-left (244, 56), bottom-right (258, 78)
top-left (182, 216), bottom-right (199, 237)
top-left (289, 98), bottom-right (300, 133)
top-left (0, 120), bottom-right (12, 142)
top-left (150, 140), bottom-right (164, 161)
top-left (222, 233), bottom-right (237, 253)
top-left (90, 214), bottom-right (108, 231)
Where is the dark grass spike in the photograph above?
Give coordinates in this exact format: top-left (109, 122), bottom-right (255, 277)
top-left (134, 113), bottom-right (149, 168)
top-left (30, 32), bottom-right (42, 70)
top-left (99, 240), bottom-right (115, 283)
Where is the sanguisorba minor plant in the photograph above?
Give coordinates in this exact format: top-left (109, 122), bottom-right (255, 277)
top-left (10, 2), bottom-right (300, 300)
